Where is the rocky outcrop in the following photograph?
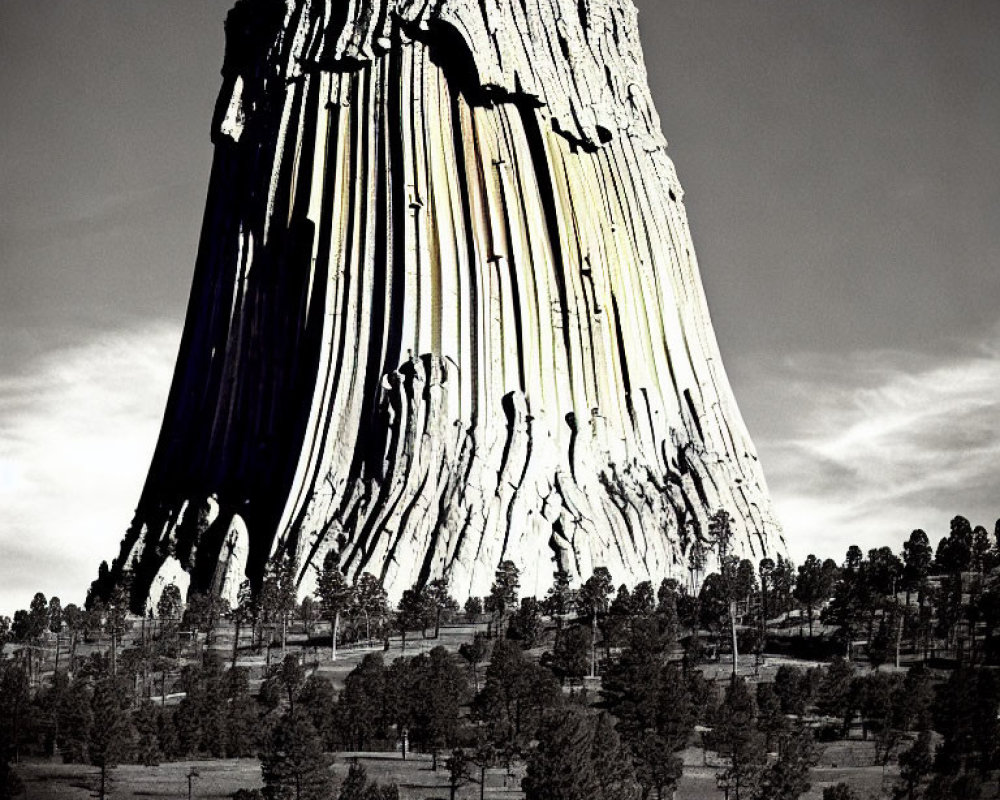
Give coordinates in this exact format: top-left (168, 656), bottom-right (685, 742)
top-left (106, 0), bottom-right (782, 607)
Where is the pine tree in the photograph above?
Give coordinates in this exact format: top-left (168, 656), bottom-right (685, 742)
top-left (898, 664), bottom-right (934, 733)
top-left (895, 730), bottom-right (933, 800)
top-left (105, 584), bottom-right (130, 674)
top-left (522, 709), bottom-right (598, 800)
top-left (353, 574), bottom-right (388, 646)
top-left (0, 661), bottom-right (31, 796)
top-left (471, 739), bottom-right (498, 800)
top-left (409, 647), bottom-right (467, 769)
top-left (274, 557), bottom-right (299, 658)
top-left (396, 588), bottom-right (428, 652)
top-left (932, 667), bottom-right (1000, 775)
top-left (902, 530), bottom-right (933, 604)
top-left (590, 712), bottom-right (641, 800)
top-left (297, 675), bottom-right (338, 752)
top-left (486, 561), bottom-right (521, 638)
top-left (761, 724), bottom-right (817, 800)
top-left (133, 700), bottom-right (162, 766)
top-left (698, 573), bottom-right (730, 654)
top-left (458, 633), bottom-right (489, 692)
top-left (654, 580), bottom-right (680, 643)
top-left (688, 539), bottom-right (708, 593)
top-left (0, 661), bottom-right (31, 767)
top-left (445, 749), bottom-right (474, 800)
top-left (201, 661), bottom-right (230, 758)
top-left (89, 677), bottom-right (130, 800)
top-left (547, 625), bottom-right (590, 686)
top-left (816, 657), bottom-right (854, 735)
top-left (507, 598), bottom-right (545, 649)
top-left (773, 666), bottom-right (807, 716)
top-left (634, 733), bottom-right (682, 800)
top-left (464, 596), bottom-right (483, 622)
top-left (576, 568), bottom-right (613, 677)
top-left (523, 708), bottom-right (638, 800)
top-left (156, 583), bottom-right (182, 623)
top-left (860, 672), bottom-right (904, 765)
top-left (315, 553), bottom-right (354, 660)
top-left (601, 622), bottom-right (691, 800)
top-left (382, 657), bottom-right (414, 759)
top-left (713, 677), bottom-right (767, 800)
top-left (632, 581), bottom-right (656, 618)
top-left (935, 518), bottom-right (974, 575)
top-left (336, 762), bottom-right (399, 800)
top-left (471, 639), bottom-right (562, 752)
top-left (60, 604), bottom-right (85, 672)
top-left (260, 708), bottom-right (332, 800)
top-left (56, 676), bottom-right (92, 763)
top-left (339, 655), bottom-right (386, 750)
top-left (158, 708), bottom-right (181, 761)
top-left (278, 654), bottom-right (306, 712)
top-left (24, 593), bottom-right (48, 685)
top-left (337, 762), bottom-right (369, 800)
top-left (794, 556), bottom-right (836, 638)
top-left (755, 683), bottom-right (788, 752)
top-left (425, 578), bottom-right (459, 639)
top-left (299, 596), bottom-right (317, 638)
top-left (174, 666), bottom-right (204, 756)
top-left (226, 667), bottom-right (261, 758)
top-left (47, 596), bottom-right (64, 675)
top-left (543, 570), bottom-right (574, 623)
top-left (232, 579), bottom-right (256, 666)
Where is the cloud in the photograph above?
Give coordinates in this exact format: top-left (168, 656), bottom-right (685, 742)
top-left (746, 324), bottom-right (1000, 564)
top-left (0, 324), bottom-right (180, 615)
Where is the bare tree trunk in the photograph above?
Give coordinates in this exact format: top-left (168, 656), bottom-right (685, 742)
top-left (590, 616), bottom-right (598, 678)
top-left (730, 600), bottom-right (739, 677)
top-left (331, 611), bottom-right (340, 660)
top-left (895, 610), bottom-right (903, 669)
top-left (232, 617), bottom-right (241, 668)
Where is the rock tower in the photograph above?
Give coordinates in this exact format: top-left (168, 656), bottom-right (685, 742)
top-left (105, 0), bottom-right (781, 607)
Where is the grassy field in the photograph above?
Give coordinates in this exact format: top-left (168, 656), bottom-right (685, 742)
top-left (18, 739), bottom-right (894, 800)
top-left (18, 752), bottom-right (529, 800)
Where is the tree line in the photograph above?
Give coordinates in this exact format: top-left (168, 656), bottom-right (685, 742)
top-left (4, 510), bottom-right (1000, 799)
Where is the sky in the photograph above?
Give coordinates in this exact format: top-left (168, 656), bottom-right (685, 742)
top-left (1, 1), bottom-right (998, 615)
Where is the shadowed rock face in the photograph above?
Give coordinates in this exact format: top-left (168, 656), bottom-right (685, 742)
top-left (106, 0), bottom-right (782, 609)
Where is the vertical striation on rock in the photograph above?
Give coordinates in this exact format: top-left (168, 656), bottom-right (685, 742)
top-left (105, 0), bottom-right (783, 608)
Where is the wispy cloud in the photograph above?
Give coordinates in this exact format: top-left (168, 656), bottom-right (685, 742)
top-left (0, 325), bottom-right (179, 615)
top-left (747, 324), bottom-right (1000, 564)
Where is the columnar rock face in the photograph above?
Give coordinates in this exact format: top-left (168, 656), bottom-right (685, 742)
top-left (108, 0), bottom-right (782, 607)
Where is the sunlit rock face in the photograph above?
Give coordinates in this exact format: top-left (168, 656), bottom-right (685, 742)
top-left (109, 0), bottom-right (782, 607)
